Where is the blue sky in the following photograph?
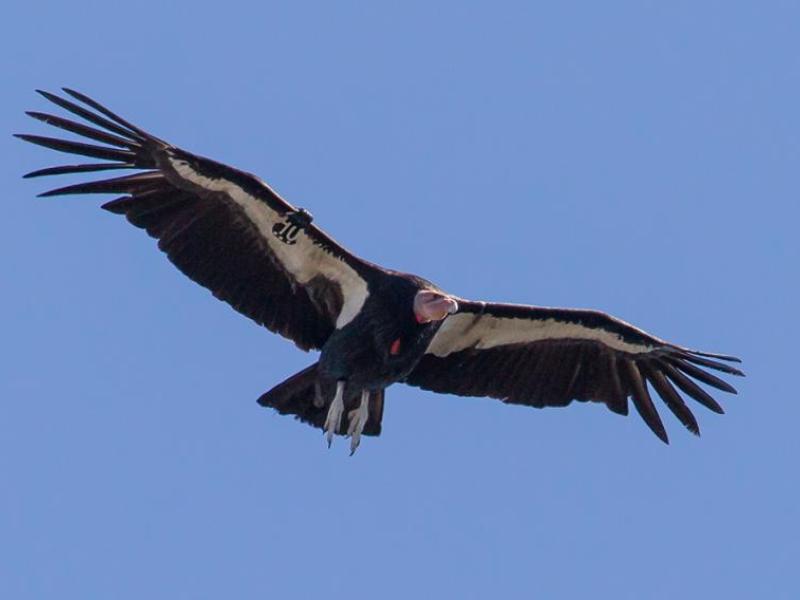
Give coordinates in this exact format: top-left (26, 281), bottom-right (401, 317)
top-left (2, 2), bottom-right (798, 598)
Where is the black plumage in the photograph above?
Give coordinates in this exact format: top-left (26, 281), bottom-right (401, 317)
top-left (18, 89), bottom-right (744, 449)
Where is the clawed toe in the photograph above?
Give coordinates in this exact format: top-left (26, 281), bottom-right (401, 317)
top-left (348, 390), bottom-right (370, 455)
top-left (323, 381), bottom-right (345, 447)
top-left (322, 383), bottom-right (370, 453)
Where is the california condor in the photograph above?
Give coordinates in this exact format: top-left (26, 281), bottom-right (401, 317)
top-left (17, 89), bottom-right (744, 453)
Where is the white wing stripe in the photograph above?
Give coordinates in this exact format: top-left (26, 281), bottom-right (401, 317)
top-left (427, 313), bottom-right (654, 356)
top-left (171, 159), bottom-right (368, 328)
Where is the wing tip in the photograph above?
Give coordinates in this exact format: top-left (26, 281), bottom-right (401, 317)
top-left (690, 349), bottom-right (742, 363)
top-left (100, 197), bottom-right (128, 213)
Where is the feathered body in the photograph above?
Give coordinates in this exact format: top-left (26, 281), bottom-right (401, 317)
top-left (318, 272), bottom-right (443, 387)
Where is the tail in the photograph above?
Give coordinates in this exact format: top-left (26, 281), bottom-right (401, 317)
top-left (258, 363), bottom-right (385, 436)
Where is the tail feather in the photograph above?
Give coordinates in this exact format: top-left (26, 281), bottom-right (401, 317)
top-left (258, 363), bottom-right (385, 436)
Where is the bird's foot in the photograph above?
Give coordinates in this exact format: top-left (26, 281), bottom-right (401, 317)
top-left (324, 381), bottom-right (345, 448)
top-left (347, 390), bottom-right (370, 455)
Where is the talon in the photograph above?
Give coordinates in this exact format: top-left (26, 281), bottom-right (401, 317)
top-left (324, 381), bottom-right (345, 447)
top-left (346, 409), bottom-right (360, 436)
top-left (348, 390), bottom-right (370, 455)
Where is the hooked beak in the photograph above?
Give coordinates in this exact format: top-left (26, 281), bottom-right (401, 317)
top-left (414, 291), bottom-right (459, 324)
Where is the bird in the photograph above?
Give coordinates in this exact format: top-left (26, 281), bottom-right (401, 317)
top-left (17, 89), bottom-right (744, 453)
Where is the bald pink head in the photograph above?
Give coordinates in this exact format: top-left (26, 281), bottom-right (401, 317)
top-left (413, 290), bottom-right (459, 324)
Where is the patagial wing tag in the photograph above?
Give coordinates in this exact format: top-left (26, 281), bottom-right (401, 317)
top-left (272, 208), bottom-right (314, 245)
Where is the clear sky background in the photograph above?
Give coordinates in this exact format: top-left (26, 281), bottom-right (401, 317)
top-left (2, 2), bottom-right (798, 598)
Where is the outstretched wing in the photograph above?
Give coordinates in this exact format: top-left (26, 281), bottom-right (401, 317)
top-left (406, 300), bottom-right (744, 442)
top-left (18, 89), bottom-right (378, 350)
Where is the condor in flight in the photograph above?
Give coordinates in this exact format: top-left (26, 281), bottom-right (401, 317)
top-left (18, 89), bottom-right (744, 453)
